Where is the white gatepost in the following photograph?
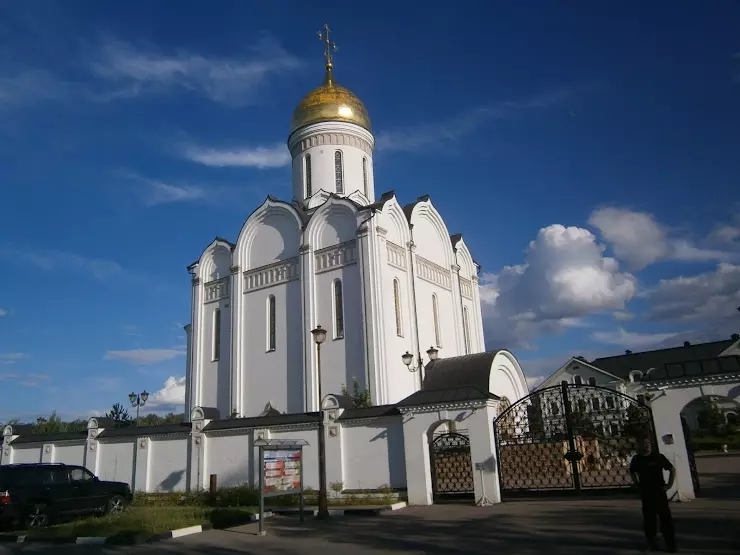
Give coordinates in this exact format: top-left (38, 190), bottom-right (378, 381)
top-left (467, 403), bottom-right (501, 505)
top-left (398, 396), bottom-right (501, 506)
top-left (134, 437), bottom-right (151, 493)
top-left (189, 406), bottom-right (219, 491)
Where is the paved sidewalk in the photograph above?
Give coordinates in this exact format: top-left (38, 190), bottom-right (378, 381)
top-left (2, 497), bottom-right (738, 555)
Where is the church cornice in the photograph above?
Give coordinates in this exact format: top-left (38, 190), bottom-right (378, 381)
top-left (643, 371), bottom-right (740, 390)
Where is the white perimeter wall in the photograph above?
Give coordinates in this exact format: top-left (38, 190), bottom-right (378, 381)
top-left (341, 417), bottom-right (406, 490)
top-left (1, 416), bottom-right (408, 496)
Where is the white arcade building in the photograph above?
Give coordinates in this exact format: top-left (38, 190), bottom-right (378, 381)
top-left (184, 32), bottom-right (527, 420)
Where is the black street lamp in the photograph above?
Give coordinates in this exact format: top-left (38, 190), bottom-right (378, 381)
top-left (128, 390), bottom-right (149, 426)
top-left (401, 346), bottom-right (439, 373)
top-left (311, 325), bottom-right (329, 520)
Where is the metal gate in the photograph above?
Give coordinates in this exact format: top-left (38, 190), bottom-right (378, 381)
top-left (494, 383), bottom-right (656, 497)
top-left (681, 416), bottom-right (701, 496)
top-left (430, 432), bottom-right (474, 501)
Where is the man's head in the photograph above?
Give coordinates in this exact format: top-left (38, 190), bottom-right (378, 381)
top-left (637, 437), bottom-right (653, 456)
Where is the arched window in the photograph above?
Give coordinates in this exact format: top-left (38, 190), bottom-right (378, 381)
top-left (588, 377), bottom-right (597, 386)
top-left (393, 279), bottom-right (402, 336)
top-left (574, 375), bottom-right (583, 386)
top-left (267, 295), bottom-right (276, 351)
top-left (432, 294), bottom-right (441, 347)
top-left (550, 401), bottom-right (560, 416)
top-left (305, 154), bottom-right (312, 197)
top-left (561, 380), bottom-right (568, 386)
top-left (212, 308), bottom-right (221, 361)
top-left (333, 279), bottom-right (344, 339)
top-left (362, 157), bottom-right (368, 197)
top-left (463, 306), bottom-right (471, 355)
top-left (334, 150), bottom-right (344, 194)
top-left (629, 370), bottom-right (643, 383)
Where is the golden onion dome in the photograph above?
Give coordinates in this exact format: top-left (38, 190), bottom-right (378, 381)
top-left (291, 64), bottom-right (371, 134)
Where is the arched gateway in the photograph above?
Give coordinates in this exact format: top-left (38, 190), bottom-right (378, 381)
top-left (494, 382), bottom-right (655, 498)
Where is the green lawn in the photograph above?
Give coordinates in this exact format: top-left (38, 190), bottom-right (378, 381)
top-left (9, 506), bottom-right (258, 540)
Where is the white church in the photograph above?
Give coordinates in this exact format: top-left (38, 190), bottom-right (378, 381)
top-left (183, 28), bottom-right (528, 425)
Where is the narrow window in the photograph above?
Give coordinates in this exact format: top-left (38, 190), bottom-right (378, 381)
top-left (574, 375), bottom-right (583, 386)
top-left (305, 154), bottom-right (312, 197)
top-left (334, 150), bottom-right (344, 194)
top-left (550, 402), bottom-right (560, 416)
top-left (592, 397), bottom-right (601, 411)
top-left (432, 294), bottom-right (441, 347)
top-left (463, 306), bottom-right (471, 355)
top-left (393, 279), bottom-right (402, 336)
top-left (362, 157), bottom-right (368, 197)
top-left (267, 295), bottom-right (276, 351)
top-left (213, 308), bottom-right (221, 361)
top-left (588, 377), bottom-right (597, 386)
top-left (606, 396), bottom-right (616, 410)
top-left (561, 380), bottom-right (568, 386)
top-left (334, 279), bottom-right (344, 339)
top-left (609, 423), bottom-right (620, 436)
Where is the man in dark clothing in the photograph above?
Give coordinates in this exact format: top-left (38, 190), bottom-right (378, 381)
top-left (629, 438), bottom-right (677, 552)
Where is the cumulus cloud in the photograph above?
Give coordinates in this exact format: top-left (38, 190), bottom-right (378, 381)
top-left (149, 376), bottom-right (186, 407)
top-left (104, 349), bottom-right (185, 365)
top-left (183, 143), bottom-right (290, 169)
top-left (589, 207), bottom-right (736, 270)
top-left (645, 262), bottom-right (740, 324)
top-left (481, 224), bottom-right (637, 349)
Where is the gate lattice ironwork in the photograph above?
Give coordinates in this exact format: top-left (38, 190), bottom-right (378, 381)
top-left (494, 383), bottom-right (656, 497)
top-left (430, 432), bottom-right (474, 500)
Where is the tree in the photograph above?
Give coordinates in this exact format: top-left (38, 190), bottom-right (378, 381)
top-left (624, 404), bottom-right (652, 440)
top-left (341, 377), bottom-right (372, 408)
top-left (32, 411), bottom-right (67, 434)
top-left (106, 403), bottom-right (132, 427)
top-left (697, 399), bottom-right (724, 436)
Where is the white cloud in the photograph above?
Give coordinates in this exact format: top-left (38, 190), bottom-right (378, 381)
top-left (104, 349), bottom-right (185, 365)
top-left (481, 224), bottom-right (636, 349)
top-left (645, 262), bottom-right (740, 324)
top-left (149, 376), bottom-right (186, 407)
top-left (589, 207), bottom-right (736, 270)
top-left (0, 308), bottom-right (7, 317)
top-left (590, 327), bottom-right (686, 349)
top-left (183, 143), bottom-right (290, 169)
top-left (0, 370), bottom-right (48, 387)
top-left (0, 70), bottom-right (70, 107)
top-left (92, 35), bottom-right (301, 106)
top-left (0, 245), bottom-right (130, 282)
top-left (0, 353), bottom-right (29, 365)
top-left (376, 89), bottom-right (574, 153)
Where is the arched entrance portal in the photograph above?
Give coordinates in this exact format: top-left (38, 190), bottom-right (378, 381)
top-left (680, 395), bottom-right (740, 499)
top-left (429, 427), bottom-right (474, 502)
top-left (494, 383), bottom-right (655, 498)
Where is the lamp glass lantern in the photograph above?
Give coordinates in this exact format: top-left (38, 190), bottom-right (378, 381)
top-left (311, 325), bottom-right (327, 345)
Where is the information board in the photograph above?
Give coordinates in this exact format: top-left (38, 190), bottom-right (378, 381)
top-left (263, 448), bottom-right (302, 496)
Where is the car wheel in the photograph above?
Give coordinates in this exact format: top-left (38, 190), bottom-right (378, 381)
top-left (106, 494), bottom-right (126, 515)
top-left (25, 504), bottom-right (50, 528)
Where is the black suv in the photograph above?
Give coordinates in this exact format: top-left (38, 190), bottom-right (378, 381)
top-left (0, 463), bottom-right (133, 529)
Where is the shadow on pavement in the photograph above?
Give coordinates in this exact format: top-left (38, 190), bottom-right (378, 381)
top-left (2, 498), bottom-right (738, 555)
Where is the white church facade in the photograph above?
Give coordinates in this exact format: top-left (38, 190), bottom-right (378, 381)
top-left (184, 43), bottom-right (490, 420)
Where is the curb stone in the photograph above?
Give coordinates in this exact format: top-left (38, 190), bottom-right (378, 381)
top-left (0, 512), bottom-right (273, 545)
top-left (271, 501), bottom-right (408, 517)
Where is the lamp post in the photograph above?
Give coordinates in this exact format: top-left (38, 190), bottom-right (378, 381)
top-left (128, 390), bottom-right (149, 426)
top-left (402, 346), bottom-right (439, 373)
top-left (310, 325), bottom-right (329, 519)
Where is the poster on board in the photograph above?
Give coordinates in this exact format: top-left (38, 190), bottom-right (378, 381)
top-left (263, 449), bottom-right (302, 495)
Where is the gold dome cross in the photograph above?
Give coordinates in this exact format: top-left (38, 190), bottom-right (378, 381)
top-left (317, 24), bottom-right (338, 68)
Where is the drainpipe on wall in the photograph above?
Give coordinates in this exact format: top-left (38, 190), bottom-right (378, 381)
top-left (407, 225), bottom-right (424, 386)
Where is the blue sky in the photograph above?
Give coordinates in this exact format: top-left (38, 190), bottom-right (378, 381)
top-left (1, 1), bottom-right (739, 421)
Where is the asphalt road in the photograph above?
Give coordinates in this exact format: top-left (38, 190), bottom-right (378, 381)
top-left (2, 496), bottom-right (739, 555)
